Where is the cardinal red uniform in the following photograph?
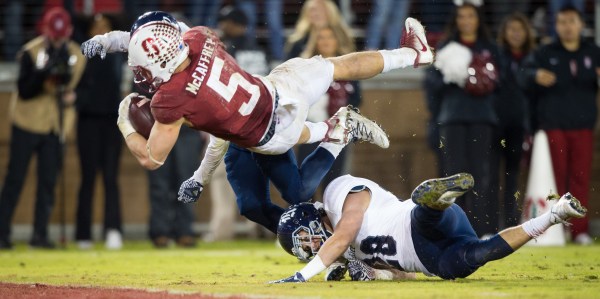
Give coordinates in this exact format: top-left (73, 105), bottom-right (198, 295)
top-left (151, 27), bottom-right (275, 148)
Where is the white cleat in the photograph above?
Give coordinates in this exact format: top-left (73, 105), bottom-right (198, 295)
top-left (324, 106), bottom-right (390, 149)
top-left (401, 17), bottom-right (434, 67)
top-left (323, 107), bottom-right (350, 145)
top-left (549, 192), bottom-right (587, 225)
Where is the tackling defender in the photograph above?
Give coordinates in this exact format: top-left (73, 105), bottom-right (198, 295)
top-left (272, 173), bottom-right (587, 282)
top-left (81, 11), bottom-right (434, 187)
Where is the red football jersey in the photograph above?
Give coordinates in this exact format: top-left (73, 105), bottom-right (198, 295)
top-left (151, 26), bottom-right (274, 147)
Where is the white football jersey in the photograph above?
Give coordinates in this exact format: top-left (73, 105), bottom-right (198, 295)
top-left (323, 175), bottom-right (432, 275)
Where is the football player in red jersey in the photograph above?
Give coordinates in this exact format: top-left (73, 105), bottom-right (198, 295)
top-left (82, 11), bottom-right (433, 169)
top-left (81, 12), bottom-right (435, 215)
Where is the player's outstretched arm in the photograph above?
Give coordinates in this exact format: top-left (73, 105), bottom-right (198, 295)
top-left (81, 30), bottom-right (130, 59)
top-left (178, 135), bottom-right (230, 204)
top-left (81, 20), bottom-right (190, 59)
top-left (270, 190), bottom-right (371, 283)
top-left (117, 93), bottom-right (182, 170)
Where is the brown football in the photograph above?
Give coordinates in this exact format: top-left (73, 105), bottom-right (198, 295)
top-left (128, 96), bottom-right (155, 139)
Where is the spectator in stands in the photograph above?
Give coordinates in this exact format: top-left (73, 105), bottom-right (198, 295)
top-left (495, 13), bottom-right (536, 228)
top-left (418, 0), bottom-right (454, 43)
top-left (365, 0), bottom-right (411, 50)
top-left (521, 6), bottom-right (598, 245)
top-left (218, 6), bottom-right (269, 76)
top-left (424, 2), bottom-right (500, 238)
top-left (488, 0), bottom-right (530, 34)
top-left (148, 125), bottom-right (204, 248)
top-left (285, 0), bottom-right (353, 60)
top-left (187, 0), bottom-right (222, 27)
top-left (74, 14), bottom-right (124, 250)
top-left (3, 0), bottom-right (43, 61)
top-left (0, 7), bottom-right (85, 249)
top-left (296, 25), bottom-right (361, 197)
top-left (236, 0), bottom-right (284, 64)
top-left (548, 0), bottom-right (585, 37)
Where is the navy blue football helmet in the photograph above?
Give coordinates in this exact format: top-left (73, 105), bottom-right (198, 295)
top-left (277, 202), bottom-right (331, 262)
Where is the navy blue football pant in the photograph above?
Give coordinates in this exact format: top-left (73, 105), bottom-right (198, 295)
top-left (411, 204), bottom-right (514, 279)
top-left (224, 144), bottom-right (335, 233)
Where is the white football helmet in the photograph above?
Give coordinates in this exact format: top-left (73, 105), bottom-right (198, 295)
top-left (128, 11), bottom-right (189, 93)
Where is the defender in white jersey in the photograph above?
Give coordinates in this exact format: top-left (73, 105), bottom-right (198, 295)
top-left (272, 173), bottom-right (587, 282)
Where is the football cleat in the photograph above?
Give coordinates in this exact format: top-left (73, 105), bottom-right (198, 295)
top-left (323, 107), bottom-right (350, 144)
top-left (549, 192), bottom-right (587, 225)
top-left (411, 173), bottom-right (474, 210)
top-left (324, 106), bottom-right (390, 149)
top-left (325, 261), bottom-right (348, 281)
top-left (401, 17), bottom-right (434, 68)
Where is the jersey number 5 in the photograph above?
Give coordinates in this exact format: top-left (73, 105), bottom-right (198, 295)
top-left (207, 56), bottom-right (260, 116)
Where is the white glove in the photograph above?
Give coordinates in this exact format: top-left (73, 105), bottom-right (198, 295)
top-left (433, 41), bottom-right (472, 87)
top-left (81, 31), bottom-right (130, 59)
top-left (117, 92), bottom-right (139, 138)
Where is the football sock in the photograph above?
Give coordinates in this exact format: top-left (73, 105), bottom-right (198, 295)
top-left (465, 234), bottom-right (514, 267)
top-left (379, 48), bottom-right (418, 73)
top-left (305, 122), bottom-right (329, 144)
top-left (319, 142), bottom-right (345, 158)
top-left (521, 211), bottom-right (553, 238)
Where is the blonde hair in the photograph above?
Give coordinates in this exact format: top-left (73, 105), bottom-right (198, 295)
top-left (286, 0), bottom-right (353, 55)
top-left (301, 26), bottom-right (355, 58)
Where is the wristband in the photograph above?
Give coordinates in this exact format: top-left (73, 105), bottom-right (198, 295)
top-left (298, 255), bottom-right (327, 281)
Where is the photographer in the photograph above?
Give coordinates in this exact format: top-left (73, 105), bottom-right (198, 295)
top-left (0, 7), bottom-right (85, 249)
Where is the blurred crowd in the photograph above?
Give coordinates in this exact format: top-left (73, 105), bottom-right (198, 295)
top-left (0, 0), bottom-right (597, 250)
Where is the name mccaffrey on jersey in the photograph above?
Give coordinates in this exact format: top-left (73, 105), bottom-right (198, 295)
top-left (185, 37), bottom-right (216, 95)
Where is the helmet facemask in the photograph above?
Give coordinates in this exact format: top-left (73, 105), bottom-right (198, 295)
top-left (128, 13), bottom-right (189, 93)
top-left (290, 219), bottom-right (328, 262)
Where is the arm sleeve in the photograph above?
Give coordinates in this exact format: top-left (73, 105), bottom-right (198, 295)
top-left (193, 135), bottom-right (230, 186)
top-left (17, 52), bottom-right (50, 99)
top-left (102, 31), bottom-right (130, 53)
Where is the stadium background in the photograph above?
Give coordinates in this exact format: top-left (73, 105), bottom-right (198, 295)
top-left (0, 0), bottom-right (599, 241)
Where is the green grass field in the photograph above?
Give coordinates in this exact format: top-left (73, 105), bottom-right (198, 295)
top-left (0, 240), bottom-right (599, 298)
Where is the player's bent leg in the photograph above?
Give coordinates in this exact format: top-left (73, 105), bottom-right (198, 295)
top-left (330, 18), bottom-right (434, 80)
top-left (251, 146), bottom-right (336, 204)
top-left (224, 144), bottom-right (283, 233)
top-left (411, 173), bottom-right (474, 210)
top-left (438, 193), bottom-right (588, 279)
top-left (514, 192), bottom-right (587, 247)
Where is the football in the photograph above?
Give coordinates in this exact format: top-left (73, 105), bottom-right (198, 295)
top-left (128, 95), bottom-right (155, 139)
